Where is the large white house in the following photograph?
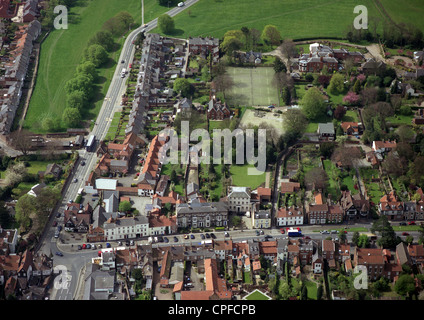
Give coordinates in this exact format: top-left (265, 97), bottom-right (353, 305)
top-left (227, 186), bottom-right (252, 214)
top-left (104, 216), bottom-right (149, 241)
top-left (276, 206), bottom-right (304, 227)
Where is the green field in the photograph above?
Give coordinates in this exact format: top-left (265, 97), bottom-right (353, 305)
top-left (153, 0), bottom-right (388, 40)
top-left (24, 0), bottom-right (168, 133)
top-left (230, 163), bottom-right (266, 189)
top-left (227, 67), bottom-right (278, 107)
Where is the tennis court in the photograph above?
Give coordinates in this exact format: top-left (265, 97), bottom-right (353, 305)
top-left (227, 67), bottom-right (279, 107)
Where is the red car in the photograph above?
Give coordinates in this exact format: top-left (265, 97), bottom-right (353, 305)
top-left (82, 244), bottom-right (87, 249)
top-left (280, 228), bottom-right (285, 234)
top-left (408, 221), bottom-right (416, 225)
top-left (402, 232), bottom-right (410, 236)
top-left (129, 63), bottom-right (132, 69)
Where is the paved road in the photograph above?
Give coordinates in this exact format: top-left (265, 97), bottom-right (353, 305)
top-left (38, 0), bottom-right (200, 300)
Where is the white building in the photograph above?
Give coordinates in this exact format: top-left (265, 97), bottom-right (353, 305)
top-left (276, 206), bottom-right (304, 227)
top-left (104, 215), bottom-right (149, 241)
top-left (227, 186), bottom-right (252, 213)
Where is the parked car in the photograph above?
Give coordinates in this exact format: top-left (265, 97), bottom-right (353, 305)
top-left (190, 234), bottom-right (195, 239)
top-left (402, 232), bottom-right (410, 236)
top-left (86, 244), bottom-right (91, 249)
top-left (106, 243), bottom-right (111, 248)
top-left (400, 222), bottom-right (407, 226)
top-left (55, 252), bottom-right (63, 257)
top-left (82, 244), bottom-right (86, 249)
top-left (409, 221), bottom-right (416, 225)
top-left (205, 233), bottom-right (210, 239)
top-left (164, 237), bottom-right (169, 243)
top-left (200, 234), bottom-right (205, 239)
top-left (77, 245), bottom-right (82, 250)
top-left (184, 234), bottom-right (189, 239)
top-left (210, 233), bottom-right (216, 239)
top-left (280, 228), bottom-right (285, 234)
top-left (130, 240), bottom-right (135, 245)
top-left (174, 236), bottom-right (178, 242)
top-left (224, 232), bottom-right (229, 237)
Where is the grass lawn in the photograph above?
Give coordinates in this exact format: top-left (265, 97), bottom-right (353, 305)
top-left (386, 114), bottom-right (415, 125)
top-left (243, 289), bottom-right (271, 300)
top-left (152, 0), bottom-right (386, 40)
top-left (24, 0), bottom-right (169, 133)
top-left (379, 0), bottom-right (424, 34)
top-left (230, 163), bottom-right (266, 189)
top-left (304, 280), bottom-right (318, 300)
top-left (226, 67), bottom-right (279, 107)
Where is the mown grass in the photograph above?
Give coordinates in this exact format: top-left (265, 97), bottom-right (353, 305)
top-left (24, 0), bottom-right (169, 133)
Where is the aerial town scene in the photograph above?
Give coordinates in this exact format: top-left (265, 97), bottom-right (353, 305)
top-left (1, 0), bottom-right (424, 306)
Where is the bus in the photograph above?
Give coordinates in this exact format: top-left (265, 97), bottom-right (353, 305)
top-left (85, 135), bottom-right (95, 152)
top-left (287, 227), bottom-right (302, 237)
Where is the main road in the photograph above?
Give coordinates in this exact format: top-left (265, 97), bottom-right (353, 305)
top-left (37, 0), bottom-right (199, 300)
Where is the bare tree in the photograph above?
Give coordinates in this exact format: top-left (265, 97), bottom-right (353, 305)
top-left (279, 39), bottom-right (297, 65)
top-left (9, 129), bottom-right (33, 156)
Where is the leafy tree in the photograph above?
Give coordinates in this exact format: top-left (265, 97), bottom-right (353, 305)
top-left (65, 74), bottom-right (94, 100)
top-left (66, 90), bottom-right (86, 111)
top-left (300, 87), bottom-right (326, 120)
top-left (76, 61), bottom-right (97, 81)
top-left (357, 234), bottom-right (370, 248)
top-left (352, 231), bottom-right (360, 246)
top-left (333, 105), bottom-right (346, 120)
top-left (371, 215), bottom-right (401, 248)
top-left (173, 78), bottom-right (193, 97)
top-left (62, 107), bottom-right (81, 128)
top-left (328, 74), bottom-right (345, 95)
top-left (15, 194), bottom-right (34, 229)
top-left (89, 30), bottom-right (115, 51)
top-left (261, 25), bottom-right (281, 47)
top-left (395, 274), bottom-right (416, 298)
top-left (273, 57), bottom-right (287, 73)
top-left (157, 14), bottom-right (175, 34)
top-left (119, 201), bottom-right (133, 213)
top-left (282, 108), bottom-right (308, 137)
top-left (83, 44), bottom-right (108, 67)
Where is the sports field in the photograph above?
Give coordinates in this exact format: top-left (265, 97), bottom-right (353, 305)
top-left (226, 67), bottom-right (279, 107)
top-left (24, 0), bottom-right (168, 133)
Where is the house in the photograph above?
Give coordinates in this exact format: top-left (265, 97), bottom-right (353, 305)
top-left (174, 97), bottom-right (192, 117)
top-left (252, 209), bottom-right (271, 229)
top-left (207, 98), bottom-right (231, 120)
top-left (103, 215), bottom-right (149, 241)
top-left (396, 242), bottom-right (411, 267)
top-left (340, 191), bottom-right (370, 220)
top-left (408, 244), bottom-right (424, 266)
top-left (227, 186), bottom-right (252, 214)
top-left (27, 182), bottom-right (46, 197)
top-left (378, 191), bottom-right (404, 221)
top-left (42, 163), bottom-right (62, 179)
top-left (360, 58), bottom-right (386, 76)
top-left (276, 206), bottom-right (304, 227)
top-left (341, 122), bottom-right (361, 136)
top-left (280, 181), bottom-right (301, 195)
top-left (256, 187), bottom-right (271, 203)
top-left (372, 140), bottom-right (397, 154)
top-left (241, 51), bottom-right (262, 64)
top-left (188, 37), bottom-right (219, 63)
top-left (82, 264), bottom-right (123, 300)
top-left (299, 53), bottom-right (339, 73)
top-left (176, 200), bottom-right (228, 229)
top-left (317, 122), bottom-right (335, 141)
top-left (322, 239), bottom-right (336, 269)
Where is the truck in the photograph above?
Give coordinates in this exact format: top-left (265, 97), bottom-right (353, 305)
top-left (287, 227), bottom-right (302, 237)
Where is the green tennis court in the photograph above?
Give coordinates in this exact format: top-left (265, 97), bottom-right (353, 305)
top-left (227, 67), bottom-right (279, 107)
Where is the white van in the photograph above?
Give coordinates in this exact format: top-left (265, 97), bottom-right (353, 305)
top-left (121, 68), bottom-right (127, 78)
top-left (178, 2), bottom-right (184, 7)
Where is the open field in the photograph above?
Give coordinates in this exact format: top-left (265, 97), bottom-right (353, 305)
top-left (239, 108), bottom-right (284, 136)
top-left (227, 67), bottom-right (279, 107)
top-left (153, 0), bottom-right (391, 40)
top-left (24, 0), bottom-right (168, 133)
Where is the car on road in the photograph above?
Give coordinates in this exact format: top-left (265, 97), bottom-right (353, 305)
top-left (280, 228), bottom-right (285, 234)
top-left (264, 235), bottom-right (273, 240)
top-left (73, 178), bottom-right (78, 183)
top-left (81, 161), bottom-right (86, 166)
top-left (57, 225), bottom-right (62, 231)
top-left (178, 2), bottom-right (184, 7)
top-left (190, 234), bottom-right (195, 239)
top-left (184, 234), bottom-right (189, 239)
top-left (106, 243), bottom-right (111, 248)
top-left (121, 60), bottom-right (125, 63)
top-left (82, 244), bottom-right (86, 249)
top-left (86, 244), bottom-right (91, 249)
top-left (402, 232), bottom-right (410, 236)
top-left (78, 245), bottom-right (82, 250)
top-left (224, 232), bottom-right (229, 237)
top-left (321, 230), bottom-right (330, 234)
top-left (174, 236), bottom-right (178, 242)
top-left (210, 233), bottom-right (216, 239)
top-left (55, 252), bottom-right (63, 257)
top-left (205, 233), bottom-right (210, 239)
top-left (200, 234), bottom-right (205, 239)
top-left (129, 63), bottom-right (132, 69)
top-left (143, 24), bottom-right (148, 28)
top-left (409, 221), bottom-right (416, 225)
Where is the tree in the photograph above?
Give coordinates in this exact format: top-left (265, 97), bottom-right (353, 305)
top-left (273, 57), bottom-right (287, 73)
top-left (394, 274), bottom-right (416, 298)
top-left (157, 14), bottom-right (175, 34)
top-left (241, 26), bottom-right (250, 50)
top-left (83, 44), bottom-right (108, 67)
top-left (357, 234), bottom-right (370, 248)
top-left (173, 78), bottom-right (193, 97)
top-left (305, 167), bottom-right (328, 191)
top-left (76, 61), bottom-right (97, 81)
top-left (343, 91), bottom-right (360, 105)
top-left (66, 90), bottom-right (86, 111)
top-left (65, 74), bottom-right (94, 100)
top-left (279, 39), bottom-right (297, 63)
top-left (282, 108), bottom-right (308, 137)
top-left (9, 130), bottom-right (32, 156)
top-left (62, 107), bottom-right (81, 128)
top-left (15, 194), bottom-right (34, 229)
top-left (119, 201), bottom-right (132, 213)
top-left (371, 215), bottom-right (401, 248)
top-left (300, 87), bottom-right (326, 120)
top-left (103, 11), bottom-right (134, 36)
top-left (261, 25), bottom-right (281, 47)
top-left (89, 30), bottom-right (115, 52)
top-left (352, 231), bottom-right (360, 246)
top-left (333, 105), bottom-right (346, 120)
top-left (328, 74), bottom-right (345, 95)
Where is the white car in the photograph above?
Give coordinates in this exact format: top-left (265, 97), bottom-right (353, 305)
top-left (178, 2), bottom-right (184, 7)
